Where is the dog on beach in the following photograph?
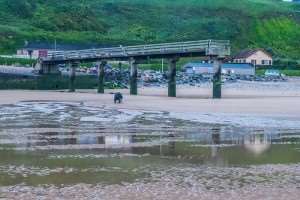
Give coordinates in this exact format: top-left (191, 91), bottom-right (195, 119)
top-left (114, 92), bottom-right (123, 104)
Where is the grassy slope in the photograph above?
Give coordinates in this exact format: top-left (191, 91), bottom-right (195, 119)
top-left (0, 0), bottom-right (299, 59)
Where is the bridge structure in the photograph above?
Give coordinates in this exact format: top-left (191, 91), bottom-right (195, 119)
top-left (39, 39), bottom-right (230, 98)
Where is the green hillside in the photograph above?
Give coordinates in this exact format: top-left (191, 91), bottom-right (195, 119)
top-left (0, 0), bottom-right (299, 59)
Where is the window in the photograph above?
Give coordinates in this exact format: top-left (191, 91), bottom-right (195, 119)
top-left (251, 60), bottom-right (256, 65)
top-left (262, 60), bottom-right (271, 65)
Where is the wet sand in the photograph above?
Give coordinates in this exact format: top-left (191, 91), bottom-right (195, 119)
top-left (1, 80), bottom-right (300, 199)
top-left (1, 162), bottom-right (300, 200)
top-left (1, 184), bottom-right (300, 200)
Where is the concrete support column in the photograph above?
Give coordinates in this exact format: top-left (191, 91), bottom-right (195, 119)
top-left (118, 62), bottom-right (123, 81)
top-left (168, 58), bottom-right (177, 97)
top-left (98, 61), bottom-right (107, 93)
top-left (40, 64), bottom-right (47, 74)
top-left (118, 62), bottom-right (122, 72)
top-left (212, 58), bottom-right (222, 99)
top-left (40, 63), bottom-right (61, 75)
top-left (130, 58), bottom-right (138, 95)
top-left (69, 62), bottom-right (78, 92)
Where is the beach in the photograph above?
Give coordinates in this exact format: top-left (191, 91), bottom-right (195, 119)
top-left (1, 79), bottom-right (300, 116)
top-left (0, 79), bottom-right (300, 199)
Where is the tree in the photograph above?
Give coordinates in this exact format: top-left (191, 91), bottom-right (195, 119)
top-left (6, 0), bottom-right (37, 18)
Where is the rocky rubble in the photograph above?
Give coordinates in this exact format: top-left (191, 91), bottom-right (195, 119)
top-left (96, 67), bottom-right (287, 88)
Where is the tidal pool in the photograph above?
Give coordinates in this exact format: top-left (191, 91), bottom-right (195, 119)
top-left (0, 101), bottom-right (299, 191)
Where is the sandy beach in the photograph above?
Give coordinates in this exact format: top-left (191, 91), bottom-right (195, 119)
top-left (1, 79), bottom-right (300, 117)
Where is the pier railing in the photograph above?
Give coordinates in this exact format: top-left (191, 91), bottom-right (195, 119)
top-left (43, 40), bottom-right (230, 62)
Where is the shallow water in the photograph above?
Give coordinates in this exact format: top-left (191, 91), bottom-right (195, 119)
top-left (0, 102), bottom-right (300, 187)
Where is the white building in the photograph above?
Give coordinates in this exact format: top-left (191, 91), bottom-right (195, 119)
top-left (17, 49), bottom-right (50, 59)
top-left (232, 49), bottom-right (273, 66)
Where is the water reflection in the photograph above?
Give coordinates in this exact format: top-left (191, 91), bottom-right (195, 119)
top-left (48, 135), bottom-right (133, 146)
top-left (105, 135), bottom-right (132, 145)
top-left (244, 133), bottom-right (271, 155)
top-left (211, 128), bottom-right (221, 158)
top-left (206, 129), bottom-right (272, 156)
top-left (0, 102), bottom-right (300, 168)
top-left (6, 127), bottom-right (300, 156)
top-left (149, 128), bottom-right (300, 166)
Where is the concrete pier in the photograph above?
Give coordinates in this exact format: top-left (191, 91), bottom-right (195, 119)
top-left (69, 62), bottom-right (78, 92)
top-left (98, 61), bottom-right (107, 94)
top-left (130, 58), bottom-right (138, 95)
top-left (39, 40), bottom-right (230, 98)
top-left (212, 59), bottom-right (222, 99)
top-left (168, 58), bottom-right (178, 97)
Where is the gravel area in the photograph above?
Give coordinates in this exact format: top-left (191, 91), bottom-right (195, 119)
top-left (1, 164), bottom-right (300, 200)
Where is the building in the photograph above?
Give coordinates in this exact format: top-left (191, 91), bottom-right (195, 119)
top-left (183, 62), bottom-right (255, 75)
top-left (17, 42), bottom-right (109, 59)
top-left (232, 49), bottom-right (273, 66)
top-left (17, 49), bottom-right (50, 59)
top-left (17, 43), bottom-right (60, 59)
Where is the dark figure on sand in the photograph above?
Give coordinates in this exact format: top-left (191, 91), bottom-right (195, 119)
top-left (114, 92), bottom-right (123, 104)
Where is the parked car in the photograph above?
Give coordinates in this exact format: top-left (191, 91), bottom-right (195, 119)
top-left (265, 69), bottom-right (284, 77)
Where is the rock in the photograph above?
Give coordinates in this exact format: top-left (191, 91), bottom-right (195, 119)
top-left (62, 65), bottom-right (289, 89)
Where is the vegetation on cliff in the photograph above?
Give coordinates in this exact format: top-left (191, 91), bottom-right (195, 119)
top-left (0, 0), bottom-right (299, 59)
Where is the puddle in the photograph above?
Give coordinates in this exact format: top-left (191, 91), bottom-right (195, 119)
top-left (0, 102), bottom-right (300, 187)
